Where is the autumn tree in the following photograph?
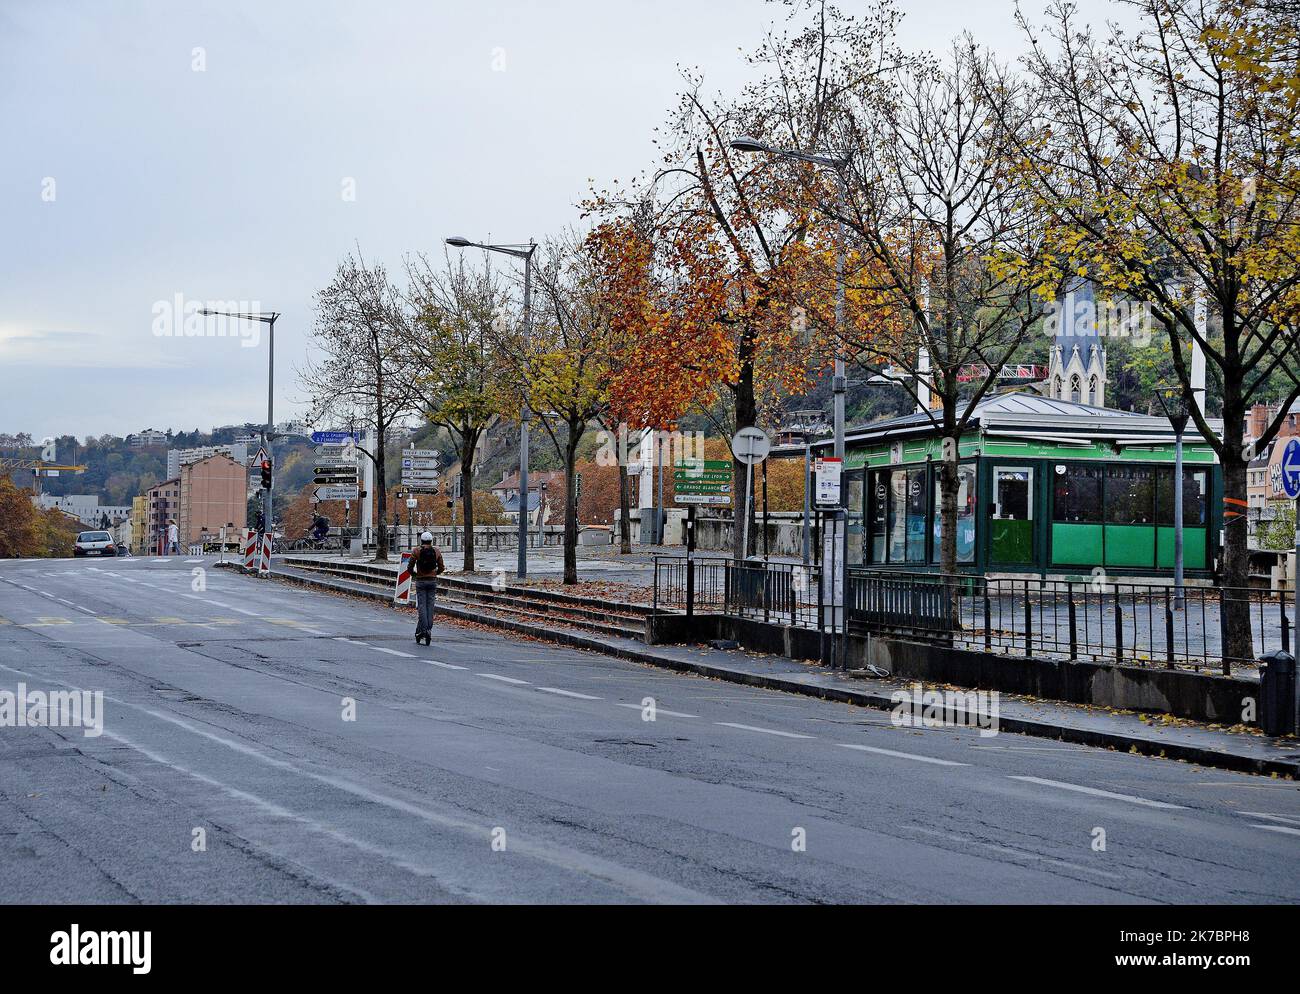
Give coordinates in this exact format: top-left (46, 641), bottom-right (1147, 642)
top-left (0, 477), bottom-right (40, 557)
top-left (589, 0), bottom-right (904, 558)
top-left (300, 250), bottom-right (419, 562)
top-left (587, 113), bottom-right (822, 559)
top-left (405, 253), bottom-right (510, 570)
top-left (507, 234), bottom-right (620, 584)
top-left (790, 39), bottom-right (1062, 575)
top-left (1008, 0), bottom-right (1300, 664)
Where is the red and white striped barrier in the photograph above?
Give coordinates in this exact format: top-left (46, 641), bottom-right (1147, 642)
top-left (394, 552), bottom-right (412, 605)
top-left (242, 529), bottom-right (258, 570)
top-left (258, 532), bottom-right (272, 573)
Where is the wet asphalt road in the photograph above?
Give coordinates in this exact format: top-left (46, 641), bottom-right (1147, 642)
top-left (1, 554), bottom-right (1298, 904)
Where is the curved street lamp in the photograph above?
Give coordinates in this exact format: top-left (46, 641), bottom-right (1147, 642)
top-left (445, 236), bottom-right (537, 579)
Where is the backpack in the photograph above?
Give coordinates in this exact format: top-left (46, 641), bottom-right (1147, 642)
top-left (414, 545), bottom-right (443, 577)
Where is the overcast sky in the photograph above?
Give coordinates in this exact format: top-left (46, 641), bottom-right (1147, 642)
top-left (0, 0), bottom-right (1127, 441)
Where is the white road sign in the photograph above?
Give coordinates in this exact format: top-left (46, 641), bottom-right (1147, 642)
top-left (815, 457), bottom-right (843, 507)
top-left (315, 485), bottom-right (360, 501)
top-left (676, 493), bottom-right (732, 506)
top-left (401, 468), bottom-right (441, 480)
top-left (405, 448), bottom-right (440, 459)
top-left (731, 427), bottom-right (771, 465)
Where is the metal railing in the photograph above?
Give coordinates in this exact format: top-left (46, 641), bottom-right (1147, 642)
top-left (653, 556), bottom-right (1289, 676)
top-left (845, 569), bottom-right (1289, 676)
top-left (653, 556), bottom-right (827, 631)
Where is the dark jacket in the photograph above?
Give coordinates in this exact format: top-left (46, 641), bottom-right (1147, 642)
top-left (411, 545), bottom-right (444, 584)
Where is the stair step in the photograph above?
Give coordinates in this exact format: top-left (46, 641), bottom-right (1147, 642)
top-left (440, 592), bottom-right (646, 641)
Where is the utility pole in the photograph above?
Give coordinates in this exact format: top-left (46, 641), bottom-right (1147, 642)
top-left (199, 309), bottom-right (278, 547)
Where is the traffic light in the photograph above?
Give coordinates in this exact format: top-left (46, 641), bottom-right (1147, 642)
top-left (260, 459), bottom-right (272, 489)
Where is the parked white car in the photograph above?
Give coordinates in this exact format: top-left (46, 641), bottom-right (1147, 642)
top-left (73, 530), bottom-right (116, 557)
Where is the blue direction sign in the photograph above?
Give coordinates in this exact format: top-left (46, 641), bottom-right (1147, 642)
top-left (1283, 439), bottom-right (1300, 499)
top-left (311, 430), bottom-right (363, 445)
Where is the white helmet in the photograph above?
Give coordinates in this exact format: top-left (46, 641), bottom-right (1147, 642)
top-left (420, 531), bottom-right (434, 543)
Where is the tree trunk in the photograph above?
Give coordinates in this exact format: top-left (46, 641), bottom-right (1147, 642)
top-left (374, 428), bottom-right (388, 562)
top-left (617, 463), bottom-right (631, 554)
top-left (939, 446), bottom-right (959, 576)
top-left (1220, 446), bottom-right (1251, 673)
top-left (731, 350), bottom-right (757, 561)
top-left (460, 425), bottom-right (477, 572)
top-left (563, 423), bottom-right (581, 585)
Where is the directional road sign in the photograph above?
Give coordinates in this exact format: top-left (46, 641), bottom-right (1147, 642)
top-left (674, 459), bottom-right (732, 506)
top-left (1282, 438), bottom-right (1300, 499)
top-left (311, 431), bottom-right (363, 445)
top-left (315, 485), bottom-right (360, 501)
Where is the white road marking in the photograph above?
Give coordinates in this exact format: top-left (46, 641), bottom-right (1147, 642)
top-left (717, 722), bottom-right (814, 740)
top-left (477, 673), bottom-right (529, 685)
top-left (185, 559), bottom-right (204, 563)
top-left (839, 743), bottom-right (969, 766)
top-left (1252, 824), bottom-right (1300, 838)
top-left (611, 702), bottom-right (697, 718)
top-left (537, 687), bottom-right (602, 700)
top-left (428, 660), bottom-right (467, 670)
top-left (152, 559), bottom-right (172, 563)
top-left (371, 646), bottom-right (415, 658)
top-left (333, 637), bottom-right (371, 647)
top-left (228, 606), bottom-right (263, 617)
top-left (1239, 811), bottom-right (1300, 826)
top-left (1008, 776), bottom-right (1186, 810)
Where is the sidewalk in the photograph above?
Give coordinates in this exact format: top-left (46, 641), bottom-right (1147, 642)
top-left (259, 561), bottom-right (1300, 779)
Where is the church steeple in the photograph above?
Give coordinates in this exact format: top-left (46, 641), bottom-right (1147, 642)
top-left (1046, 277), bottom-right (1107, 407)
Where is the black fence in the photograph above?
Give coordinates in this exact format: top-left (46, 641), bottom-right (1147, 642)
top-left (652, 556), bottom-right (1290, 676)
top-left (653, 556), bottom-right (827, 631)
top-left (845, 569), bottom-right (1290, 676)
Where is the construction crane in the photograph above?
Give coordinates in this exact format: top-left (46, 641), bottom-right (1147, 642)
top-left (0, 457), bottom-right (89, 495)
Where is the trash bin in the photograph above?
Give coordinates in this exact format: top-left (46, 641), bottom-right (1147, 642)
top-left (1259, 649), bottom-right (1297, 736)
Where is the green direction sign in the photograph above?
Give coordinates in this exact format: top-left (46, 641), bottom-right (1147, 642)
top-left (674, 460), bottom-right (732, 505)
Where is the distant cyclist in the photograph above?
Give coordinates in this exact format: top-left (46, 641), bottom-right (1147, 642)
top-left (411, 531), bottom-right (445, 646)
top-left (310, 513), bottom-right (330, 542)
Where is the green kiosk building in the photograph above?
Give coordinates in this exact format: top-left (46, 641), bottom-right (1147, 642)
top-left (827, 392), bottom-right (1223, 580)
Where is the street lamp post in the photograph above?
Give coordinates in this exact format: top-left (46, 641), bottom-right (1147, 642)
top-left (1156, 391), bottom-right (1190, 611)
top-left (786, 410), bottom-right (828, 565)
top-left (446, 236), bottom-right (536, 579)
top-left (199, 309), bottom-right (279, 547)
top-left (730, 137), bottom-right (850, 465)
top-left (731, 137), bottom-right (850, 657)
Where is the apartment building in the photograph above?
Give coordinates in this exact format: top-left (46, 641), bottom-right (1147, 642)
top-left (167, 442), bottom-right (249, 481)
top-left (177, 453), bottom-right (246, 546)
top-left (130, 495), bottom-right (149, 554)
top-left (145, 477), bottom-right (180, 553)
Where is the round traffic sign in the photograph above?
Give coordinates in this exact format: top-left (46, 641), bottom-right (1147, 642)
top-left (1282, 438), bottom-right (1300, 499)
top-left (731, 426), bottom-right (771, 466)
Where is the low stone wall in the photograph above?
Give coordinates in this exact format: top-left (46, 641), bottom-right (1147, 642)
top-left (646, 612), bottom-right (1259, 726)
